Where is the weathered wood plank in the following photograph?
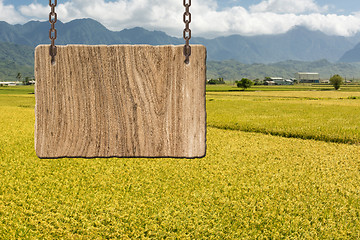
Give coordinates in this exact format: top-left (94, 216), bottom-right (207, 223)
top-left (35, 45), bottom-right (206, 158)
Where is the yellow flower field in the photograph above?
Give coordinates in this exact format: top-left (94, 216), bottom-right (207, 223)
top-left (207, 90), bottom-right (360, 144)
top-left (0, 86), bottom-right (360, 238)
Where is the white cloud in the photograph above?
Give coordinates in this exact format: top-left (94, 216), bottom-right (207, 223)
top-left (250, 0), bottom-right (328, 14)
top-left (2, 0), bottom-right (360, 38)
top-left (0, 0), bottom-right (26, 24)
top-left (298, 13), bottom-right (360, 37)
top-left (19, 3), bottom-right (49, 21)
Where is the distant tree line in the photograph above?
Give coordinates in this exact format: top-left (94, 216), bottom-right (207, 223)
top-left (16, 72), bottom-right (35, 85)
top-left (208, 74), bottom-right (345, 90)
top-left (207, 78), bottom-right (225, 85)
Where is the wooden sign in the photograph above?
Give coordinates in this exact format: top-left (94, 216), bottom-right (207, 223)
top-left (35, 45), bottom-right (206, 159)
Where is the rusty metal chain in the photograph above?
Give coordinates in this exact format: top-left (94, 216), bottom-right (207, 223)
top-left (48, 0), bottom-right (191, 64)
top-left (183, 0), bottom-right (191, 64)
top-left (49, 0), bottom-right (57, 65)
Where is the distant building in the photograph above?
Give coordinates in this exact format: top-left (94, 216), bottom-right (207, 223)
top-left (295, 72), bottom-right (320, 83)
top-left (321, 79), bottom-right (330, 84)
top-left (284, 79), bottom-right (294, 85)
top-left (266, 77), bottom-right (293, 85)
top-left (0, 82), bottom-right (18, 86)
top-left (264, 81), bottom-right (276, 86)
top-left (270, 77), bottom-right (284, 85)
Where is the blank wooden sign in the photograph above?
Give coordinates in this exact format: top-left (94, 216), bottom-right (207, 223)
top-left (35, 45), bottom-right (206, 159)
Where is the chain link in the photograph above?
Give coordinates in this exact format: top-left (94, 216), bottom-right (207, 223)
top-left (49, 0), bottom-right (57, 65)
top-left (48, 1), bottom-right (190, 64)
top-left (183, 0), bottom-right (191, 64)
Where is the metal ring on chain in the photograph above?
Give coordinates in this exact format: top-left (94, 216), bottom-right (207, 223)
top-left (183, 0), bottom-right (191, 64)
top-left (183, 0), bottom-right (191, 7)
top-left (183, 12), bottom-right (191, 24)
top-left (50, 0), bottom-right (57, 6)
top-left (49, 29), bottom-right (57, 40)
top-left (49, 13), bottom-right (57, 24)
top-left (47, 0), bottom-right (191, 64)
top-left (49, 0), bottom-right (57, 65)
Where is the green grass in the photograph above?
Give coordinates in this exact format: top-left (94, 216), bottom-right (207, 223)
top-left (1, 86), bottom-right (360, 238)
top-left (207, 91), bottom-right (360, 144)
top-left (0, 85), bottom-right (35, 95)
top-left (206, 83), bottom-right (360, 92)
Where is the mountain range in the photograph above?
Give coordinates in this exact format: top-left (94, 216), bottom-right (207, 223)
top-left (1, 18), bottom-right (360, 63)
top-left (207, 59), bottom-right (360, 80)
top-left (1, 18), bottom-right (360, 81)
top-left (339, 42), bottom-right (360, 62)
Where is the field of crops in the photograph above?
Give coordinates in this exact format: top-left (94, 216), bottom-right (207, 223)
top-left (206, 84), bottom-right (360, 92)
top-left (1, 85), bottom-right (360, 239)
top-left (207, 90), bottom-right (360, 144)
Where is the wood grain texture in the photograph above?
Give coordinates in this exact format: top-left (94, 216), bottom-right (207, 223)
top-left (35, 45), bottom-right (206, 158)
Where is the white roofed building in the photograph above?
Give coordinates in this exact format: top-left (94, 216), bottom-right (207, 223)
top-left (295, 72), bottom-right (320, 83)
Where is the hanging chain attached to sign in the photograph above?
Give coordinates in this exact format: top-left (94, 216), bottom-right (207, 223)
top-left (49, 0), bottom-right (191, 64)
top-left (183, 0), bottom-right (191, 64)
top-left (49, 0), bottom-right (57, 65)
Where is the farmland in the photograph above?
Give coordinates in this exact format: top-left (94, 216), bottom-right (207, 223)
top-left (207, 88), bottom-right (360, 144)
top-left (0, 85), bottom-right (360, 239)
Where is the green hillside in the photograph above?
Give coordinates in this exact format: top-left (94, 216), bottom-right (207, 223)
top-left (207, 59), bottom-right (360, 80)
top-left (0, 42), bottom-right (34, 81)
top-left (2, 41), bottom-right (360, 82)
top-left (1, 19), bottom-right (360, 63)
top-left (339, 42), bottom-right (360, 62)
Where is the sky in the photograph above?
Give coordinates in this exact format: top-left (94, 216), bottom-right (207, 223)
top-left (1, 0), bottom-right (360, 38)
